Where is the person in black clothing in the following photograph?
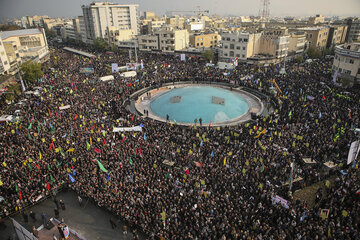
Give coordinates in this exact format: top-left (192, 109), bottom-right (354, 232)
top-left (22, 211), bottom-right (28, 223)
top-left (59, 200), bottom-right (65, 210)
top-left (199, 118), bottom-right (202, 126)
top-left (53, 197), bottom-right (59, 209)
top-left (29, 211), bottom-right (36, 222)
top-left (54, 208), bottom-right (59, 218)
top-left (109, 218), bottom-right (117, 229)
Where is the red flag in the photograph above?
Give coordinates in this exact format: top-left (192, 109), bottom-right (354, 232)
top-left (50, 143), bottom-right (53, 152)
top-left (185, 169), bottom-right (189, 175)
top-left (139, 148), bottom-right (142, 155)
top-left (48, 109), bottom-right (51, 117)
top-left (19, 189), bottom-right (23, 200)
top-left (35, 163), bottom-right (40, 169)
top-left (122, 136), bottom-right (125, 143)
top-left (194, 162), bottom-right (203, 167)
top-left (322, 95), bottom-right (327, 100)
top-left (74, 114), bottom-right (79, 120)
top-left (74, 122), bottom-right (77, 129)
top-left (52, 141), bottom-right (55, 150)
top-left (94, 148), bottom-right (101, 153)
top-left (135, 147), bottom-right (137, 155)
top-left (103, 138), bottom-right (106, 146)
top-left (46, 181), bottom-right (50, 190)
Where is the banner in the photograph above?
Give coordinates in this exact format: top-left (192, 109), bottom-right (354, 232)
top-left (126, 63), bottom-right (137, 71)
top-left (111, 63), bottom-right (119, 73)
top-left (180, 54), bottom-right (186, 62)
top-left (59, 105), bottom-right (71, 110)
top-left (113, 126), bottom-right (142, 132)
top-left (271, 195), bottom-right (289, 209)
top-left (347, 140), bottom-right (360, 165)
top-left (80, 68), bottom-right (94, 74)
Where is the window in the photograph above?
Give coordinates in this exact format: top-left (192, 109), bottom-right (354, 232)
top-left (349, 59), bottom-right (354, 64)
top-left (358, 68), bottom-right (360, 74)
top-left (197, 43), bottom-right (199, 46)
top-left (239, 38), bottom-right (242, 42)
top-left (236, 46), bottom-right (240, 50)
top-left (310, 34), bottom-right (313, 38)
top-left (226, 37), bottom-right (230, 41)
top-left (201, 42), bottom-right (203, 46)
top-left (243, 38), bottom-right (248, 42)
top-left (243, 47), bottom-right (245, 50)
top-left (224, 53), bottom-right (228, 56)
top-left (242, 54), bottom-right (245, 58)
top-left (230, 44), bottom-right (234, 49)
top-left (4, 61), bottom-right (8, 65)
top-left (229, 51), bottom-right (234, 57)
top-left (236, 54), bottom-right (240, 57)
top-left (224, 45), bottom-right (228, 49)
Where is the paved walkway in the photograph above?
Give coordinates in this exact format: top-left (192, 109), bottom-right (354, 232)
top-left (0, 191), bottom-right (146, 240)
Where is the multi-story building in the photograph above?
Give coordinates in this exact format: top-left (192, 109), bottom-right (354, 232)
top-left (290, 27), bottom-right (330, 50)
top-left (219, 31), bottom-right (261, 61)
top-left (327, 25), bottom-right (348, 48)
top-left (105, 28), bottom-right (136, 46)
top-left (189, 32), bottom-right (219, 48)
top-left (259, 29), bottom-right (289, 59)
top-left (138, 27), bottom-right (189, 52)
top-left (61, 19), bottom-right (82, 41)
top-left (147, 20), bottom-right (165, 34)
top-left (332, 43), bottom-right (360, 84)
top-left (144, 11), bottom-right (156, 20)
top-left (288, 32), bottom-right (307, 56)
top-left (0, 38), bottom-right (11, 75)
top-left (345, 18), bottom-right (360, 43)
top-left (138, 35), bottom-right (159, 51)
top-left (308, 14), bottom-right (325, 25)
top-left (0, 28), bottom-right (49, 73)
top-left (81, 2), bottom-right (139, 42)
top-left (158, 27), bottom-right (189, 52)
top-left (165, 16), bottom-right (185, 29)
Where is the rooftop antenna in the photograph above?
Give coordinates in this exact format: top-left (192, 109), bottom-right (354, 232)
top-left (259, 0), bottom-right (270, 19)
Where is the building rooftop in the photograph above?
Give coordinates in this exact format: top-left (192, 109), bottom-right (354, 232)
top-left (0, 28), bottom-right (42, 40)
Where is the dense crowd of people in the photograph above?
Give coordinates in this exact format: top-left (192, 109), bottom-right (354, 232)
top-left (0, 44), bottom-right (359, 239)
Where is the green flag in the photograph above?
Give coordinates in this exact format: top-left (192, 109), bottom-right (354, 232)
top-left (27, 163), bottom-right (32, 171)
top-left (97, 160), bottom-right (108, 173)
top-left (50, 174), bottom-right (55, 183)
top-left (129, 157), bottom-right (133, 165)
top-left (86, 141), bottom-right (91, 151)
top-left (260, 164), bottom-right (265, 173)
top-left (28, 123), bottom-right (32, 129)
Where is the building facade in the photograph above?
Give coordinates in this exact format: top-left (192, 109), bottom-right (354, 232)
top-left (308, 14), bottom-right (325, 25)
top-left (345, 18), bottom-right (360, 43)
top-left (290, 27), bottom-right (330, 50)
top-left (81, 2), bottom-right (139, 42)
top-left (326, 25), bottom-right (348, 48)
top-left (219, 32), bottom-right (261, 61)
top-left (288, 32), bottom-right (307, 56)
top-left (189, 33), bottom-right (219, 48)
top-left (333, 43), bottom-right (360, 84)
top-left (0, 28), bottom-right (49, 74)
top-left (0, 38), bottom-right (11, 75)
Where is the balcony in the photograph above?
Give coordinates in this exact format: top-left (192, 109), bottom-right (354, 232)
top-left (335, 45), bottom-right (360, 59)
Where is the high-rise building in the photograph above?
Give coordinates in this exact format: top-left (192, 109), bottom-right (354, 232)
top-left (345, 18), bottom-right (360, 43)
top-left (81, 2), bottom-right (139, 42)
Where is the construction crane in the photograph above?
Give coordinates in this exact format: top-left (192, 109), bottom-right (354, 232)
top-left (169, 6), bottom-right (209, 18)
top-left (270, 79), bottom-right (282, 97)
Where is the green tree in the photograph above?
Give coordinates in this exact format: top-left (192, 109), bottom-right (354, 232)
top-left (93, 38), bottom-right (109, 51)
top-left (295, 55), bottom-right (303, 62)
top-left (0, 24), bottom-right (21, 31)
top-left (20, 61), bottom-right (43, 84)
top-left (307, 47), bottom-right (322, 59)
top-left (45, 29), bottom-right (56, 39)
top-left (202, 49), bottom-right (214, 62)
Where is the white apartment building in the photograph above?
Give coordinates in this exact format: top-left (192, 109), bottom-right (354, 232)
top-left (158, 27), bottom-right (189, 52)
top-left (0, 28), bottom-right (49, 74)
top-left (288, 32), bottom-right (307, 56)
top-left (219, 32), bottom-right (261, 61)
top-left (0, 38), bottom-right (11, 75)
top-left (333, 43), bottom-right (360, 84)
top-left (138, 27), bottom-right (189, 52)
top-left (82, 2), bottom-right (139, 42)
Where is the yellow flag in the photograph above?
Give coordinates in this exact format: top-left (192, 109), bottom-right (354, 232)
top-left (224, 157), bottom-right (227, 165)
top-left (39, 151), bottom-right (42, 160)
top-left (0, 180), bottom-right (3, 186)
top-left (2, 162), bottom-right (7, 167)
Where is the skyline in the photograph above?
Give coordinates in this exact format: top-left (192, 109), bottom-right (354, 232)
top-left (1, 0), bottom-right (359, 21)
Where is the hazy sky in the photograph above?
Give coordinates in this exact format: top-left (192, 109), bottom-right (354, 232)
top-left (1, 0), bottom-right (359, 21)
